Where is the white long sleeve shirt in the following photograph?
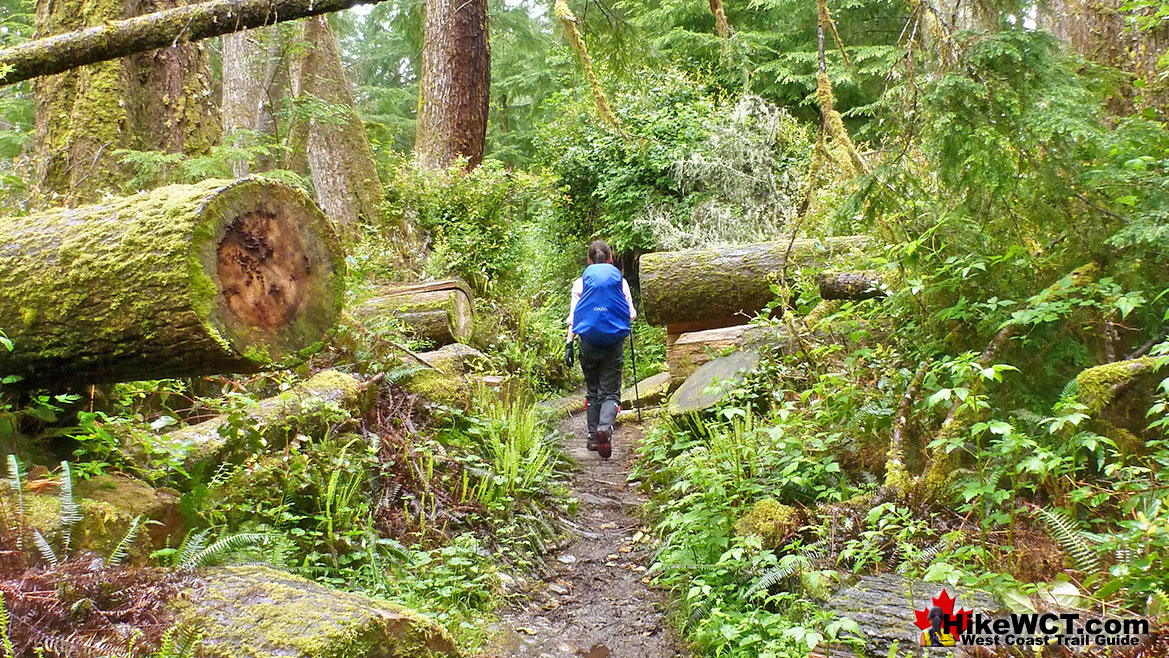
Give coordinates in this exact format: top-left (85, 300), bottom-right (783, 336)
top-left (566, 276), bottom-right (637, 328)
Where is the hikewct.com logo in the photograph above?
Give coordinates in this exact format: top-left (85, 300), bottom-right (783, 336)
top-left (915, 588), bottom-right (1149, 649)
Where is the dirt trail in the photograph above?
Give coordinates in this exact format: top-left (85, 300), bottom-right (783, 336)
top-left (488, 412), bottom-right (684, 658)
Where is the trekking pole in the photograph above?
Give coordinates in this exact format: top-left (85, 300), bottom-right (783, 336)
top-left (629, 332), bottom-right (642, 423)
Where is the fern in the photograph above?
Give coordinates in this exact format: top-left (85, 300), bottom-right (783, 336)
top-left (105, 515), bottom-right (143, 568)
top-left (154, 626), bottom-right (202, 658)
top-left (743, 556), bottom-right (812, 601)
top-left (684, 598), bottom-right (716, 633)
top-left (5, 455), bottom-right (22, 549)
top-left (31, 529), bottom-right (58, 568)
top-left (1035, 507), bottom-right (1101, 574)
top-left (57, 461), bottom-right (80, 558)
top-left (0, 592), bottom-right (15, 658)
top-left (173, 529), bottom-right (209, 568)
top-left (178, 532), bottom-right (270, 571)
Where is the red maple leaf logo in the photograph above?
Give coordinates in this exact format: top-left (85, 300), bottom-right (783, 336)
top-left (914, 588), bottom-right (972, 632)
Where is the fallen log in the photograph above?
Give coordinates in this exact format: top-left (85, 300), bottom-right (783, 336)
top-left (149, 370), bottom-right (371, 470)
top-left (667, 324), bottom-right (790, 383)
top-left (640, 236), bottom-right (868, 327)
top-left (621, 371), bottom-right (672, 409)
top-left (667, 350), bottom-right (761, 416)
top-left (177, 565), bottom-right (458, 657)
top-left (816, 270), bottom-right (886, 300)
top-left (0, 0), bottom-right (391, 88)
top-left (354, 279), bottom-right (474, 347)
top-left (415, 342), bottom-right (488, 375)
top-left (0, 179), bottom-right (345, 385)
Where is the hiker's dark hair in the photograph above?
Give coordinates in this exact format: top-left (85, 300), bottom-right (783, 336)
top-left (588, 240), bottom-right (612, 264)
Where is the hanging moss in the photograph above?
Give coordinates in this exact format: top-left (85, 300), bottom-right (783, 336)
top-left (555, 0), bottom-right (628, 139)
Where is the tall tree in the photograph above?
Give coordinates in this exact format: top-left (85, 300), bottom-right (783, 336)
top-left (221, 26), bottom-right (296, 176)
top-left (291, 15), bottom-right (389, 242)
top-left (414, 0), bottom-right (490, 169)
top-left (31, 0), bottom-right (218, 205)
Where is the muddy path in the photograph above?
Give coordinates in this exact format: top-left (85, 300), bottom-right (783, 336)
top-left (487, 412), bottom-right (685, 658)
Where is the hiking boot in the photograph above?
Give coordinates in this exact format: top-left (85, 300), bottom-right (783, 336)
top-left (596, 424), bottom-right (613, 459)
top-left (586, 434), bottom-right (598, 451)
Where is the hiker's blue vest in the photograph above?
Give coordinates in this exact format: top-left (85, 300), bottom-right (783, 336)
top-left (572, 263), bottom-right (631, 347)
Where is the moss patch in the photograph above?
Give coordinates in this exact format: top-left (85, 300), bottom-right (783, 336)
top-left (734, 498), bottom-right (803, 549)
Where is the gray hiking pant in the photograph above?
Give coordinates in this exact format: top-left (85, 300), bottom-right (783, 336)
top-left (579, 338), bottom-right (624, 438)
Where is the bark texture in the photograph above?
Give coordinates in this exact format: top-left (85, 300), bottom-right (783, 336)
top-left (221, 26), bottom-right (295, 177)
top-left (5, 0), bottom-right (388, 88)
top-left (414, 0), bottom-right (490, 169)
top-left (153, 370), bottom-right (370, 470)
top-left (0, 179), bottom-right (345, 385)
top-left (639, 236), bottom-right (869, 326)
top-left (817, 271), bottom-right (886, 300)
top-left (291, 16), bottom-right (386, 243)
top-left (31, 0), bottom-right (218, 205)
top-left (354, 279), bottom-right (475, 346)
top-left (1039, 0), bottom-right (1169, 106)
top-left (176, 565), bottom-right (459, 658)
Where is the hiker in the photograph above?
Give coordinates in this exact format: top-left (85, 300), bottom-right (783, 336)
top-left (565, 240), bottom-right (636, 459)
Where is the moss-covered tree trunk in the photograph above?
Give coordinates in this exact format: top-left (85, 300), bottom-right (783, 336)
top-left (31, 0), bottom-right (218, 206)
top-left (639, 236), bottom-right (869, 327)
top-left (291, 16), bottom-right (387, 243)
top-left (0, 179), bottom-right (344, 385)
top-left (414, 0), bottom-right (489, 169)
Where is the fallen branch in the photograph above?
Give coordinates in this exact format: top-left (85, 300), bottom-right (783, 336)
top-left (0, 0), bottom-right (389, 87)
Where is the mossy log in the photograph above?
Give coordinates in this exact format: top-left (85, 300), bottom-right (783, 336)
top-left (355, 279), bottom-right (474, 347)
top-left (0, 179), bottom-right (344, 385)
top-left (152, 370), bottom-right (371, 470)
top-left (0, 0), bottom-right (391, 87)
top-left (176, 565), bottom-right (459, 657)
top-left (667, 324), bottom-right (790, 383)
top-left (816, 270), bottom-right (886, 300)
top-left (639, 236), bottom-right (869, 326)
top-left (415, 342), bottom-right (487, 375)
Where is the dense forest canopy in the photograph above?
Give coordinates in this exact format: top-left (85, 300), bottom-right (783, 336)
top-left (0, 0), bottom-right (1165, 655)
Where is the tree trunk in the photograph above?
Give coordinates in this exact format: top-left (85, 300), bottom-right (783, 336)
top-left (30, 0), bottom-right (221, 205)
top-left (178, 565), bottom-right (458, 658)
top-left (151, 370), bottom-right (370, 470)
top-left (0, 179), bottom-right (345, 385)
top-left (667, 351), bottom-right (761, 415)
top-left (639, 236), bottom-right (869, 326)
top-left (414, 0), bottom-right (489, 169)
top-left (1039, 0), bottom-right (1169, 108)
top-left (291, 16), bottom-right (387, 243)
top-left (817, 271), bottom-right (886, 300)
top-left (353, 279), bottom-right (475, 347)
top-left (3, 0), bottom-right (389, 88)
top-left (221, 26), bottom-right (294, 177)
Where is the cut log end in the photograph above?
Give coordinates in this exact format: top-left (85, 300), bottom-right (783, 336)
top-left (198, 180), bottom-right (345, 371)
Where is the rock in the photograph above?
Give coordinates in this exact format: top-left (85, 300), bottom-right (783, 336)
top-left (176, 564), bottom-right (459, 658)
top-left (621, 372), bottom-right (672, 409)
top-left (823, 573), bottom-right (997, 658)
top-left (667, 351), bottom-right (761, 416)
top-left (23, 474), bottom-right (181, 560)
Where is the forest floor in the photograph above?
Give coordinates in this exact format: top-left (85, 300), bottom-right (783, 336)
top-left (487, 412), bottom-right (684, 658)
